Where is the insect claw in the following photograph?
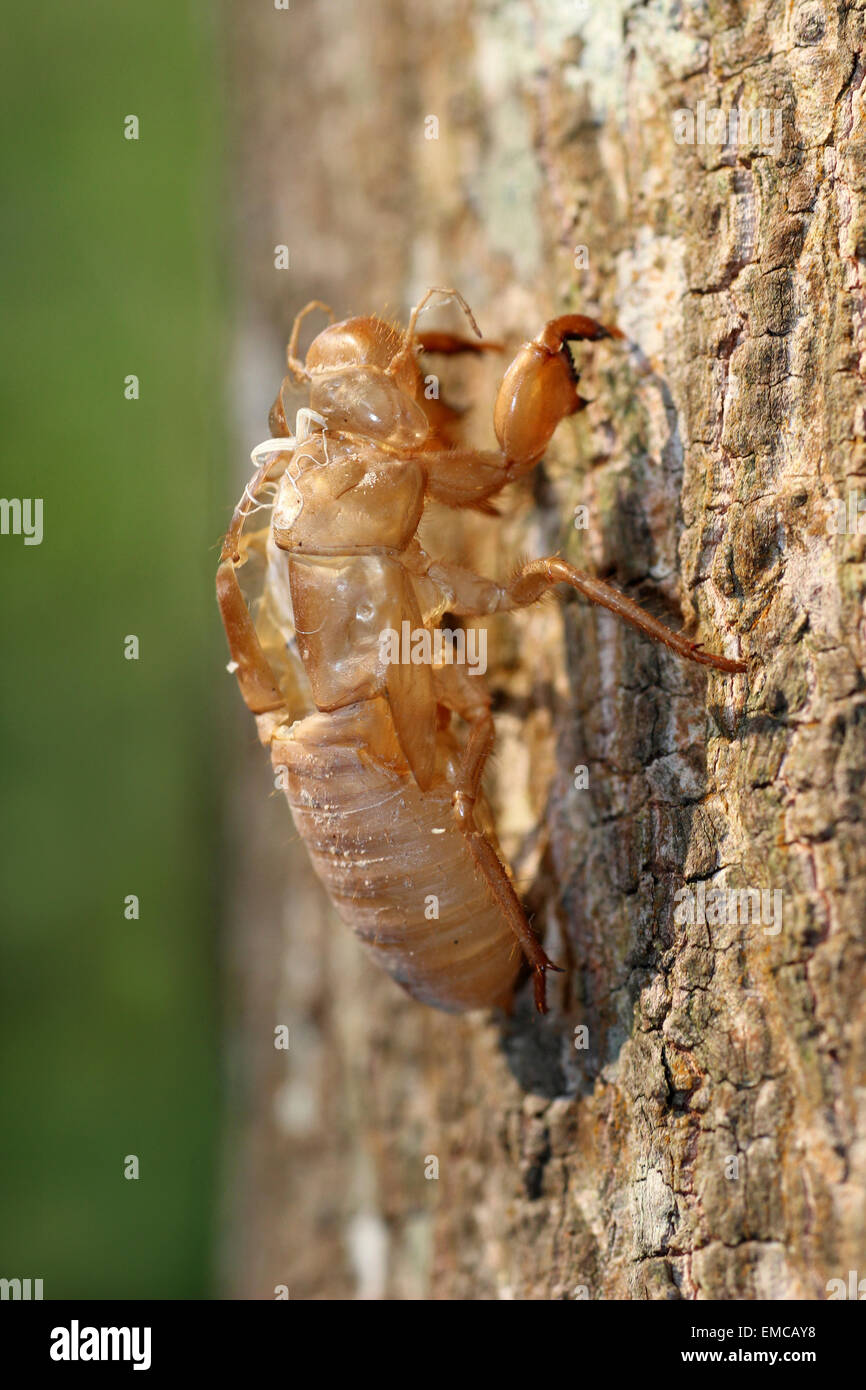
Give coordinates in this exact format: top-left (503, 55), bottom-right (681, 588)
top-left (532, 951), bottom-right (565, 1013)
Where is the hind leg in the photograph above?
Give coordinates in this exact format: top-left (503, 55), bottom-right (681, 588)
top-left (433, 661), bottom-right (562, 1013)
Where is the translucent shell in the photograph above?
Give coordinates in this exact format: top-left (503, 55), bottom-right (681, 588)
top-left (309, 366), bottom-right (429, 445)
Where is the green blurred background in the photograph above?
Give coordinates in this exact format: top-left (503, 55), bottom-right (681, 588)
top-left (0, 1), bottom-right (225, 1296)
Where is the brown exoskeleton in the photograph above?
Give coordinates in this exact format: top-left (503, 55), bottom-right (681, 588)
top-left (217, 289), bottom-right (746, 1014)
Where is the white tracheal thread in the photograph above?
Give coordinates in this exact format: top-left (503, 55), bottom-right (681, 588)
top-left (293, 616), bottom-right (327, 636)
top-left (249, 409), bottom-right (331, 525)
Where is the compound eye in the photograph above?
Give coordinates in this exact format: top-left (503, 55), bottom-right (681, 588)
top-left (310, 368), bottom-right (428, 444)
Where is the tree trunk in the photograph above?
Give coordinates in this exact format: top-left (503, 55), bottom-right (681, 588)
top-left (221, 0), bottom-right (866, 1300)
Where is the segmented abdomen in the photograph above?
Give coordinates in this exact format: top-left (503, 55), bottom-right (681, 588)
top-left (271, 710), bottom-right (521, 1012)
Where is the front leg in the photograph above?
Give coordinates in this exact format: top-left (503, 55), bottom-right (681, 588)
top-left (422, 313), bottom-right (622, 507)
top-left (493, 313), bottom-right (623, 473)
top-left (217, 448), bottom-right (295, 720)
top-left (217, 549), bottom-right (286, 718)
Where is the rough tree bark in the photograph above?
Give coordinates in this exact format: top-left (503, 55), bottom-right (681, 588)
top-left (220, 0), bottom-right (866, 1299)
